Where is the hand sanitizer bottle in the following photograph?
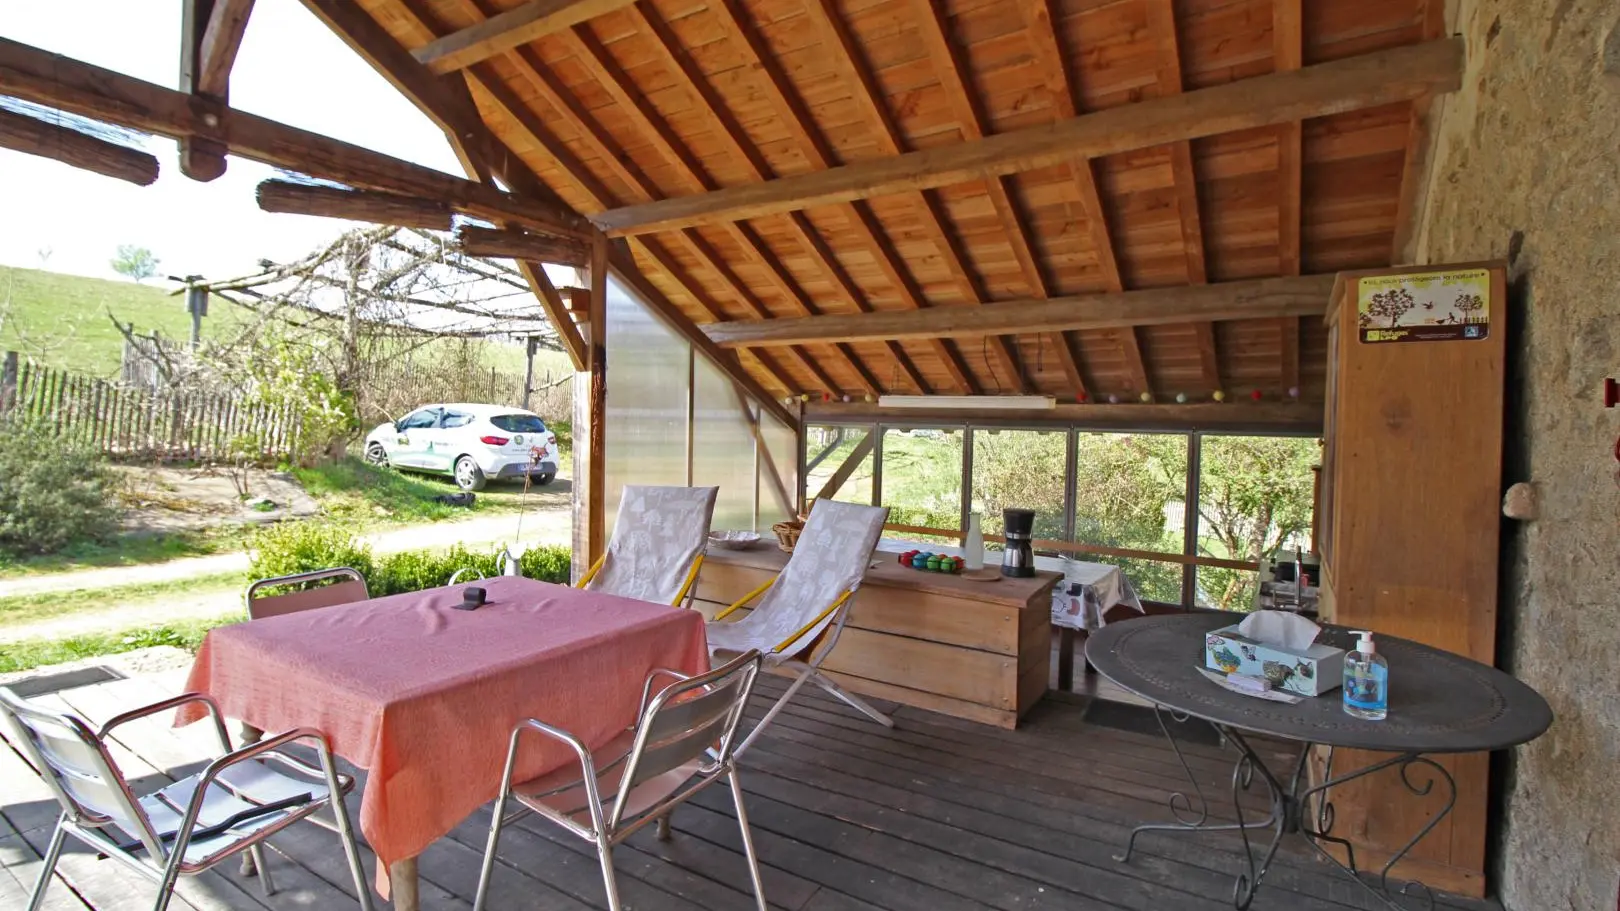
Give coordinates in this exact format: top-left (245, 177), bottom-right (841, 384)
top-left (1343, 630), bottom-right (1388, 720)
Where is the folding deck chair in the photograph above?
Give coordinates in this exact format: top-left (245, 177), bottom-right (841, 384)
top-left (706, 499), bottom-right (892, 755)
top-left (577, 485), bottom-right (719, 606)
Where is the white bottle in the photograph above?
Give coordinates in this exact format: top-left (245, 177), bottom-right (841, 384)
top-left (963, 512), bottom-right (984, 571)
top-left (1343, 630), bottom-right (1389, 720)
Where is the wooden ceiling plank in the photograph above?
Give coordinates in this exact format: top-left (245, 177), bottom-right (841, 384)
top-left (701, 274), bottom-right (1337, 346)
top-left (1275, 0), bottom-right (1304, 393)
top-left (590, 38), bottom-right (1466, 235)
top-left (413, 0), bottom-right (639, 73)
top-left (626, 0), bottom-right (893, 396)
top-left (1145, 0), bottom-right (1218, 393)
top-left (0, 38), bottom-right (587, 235)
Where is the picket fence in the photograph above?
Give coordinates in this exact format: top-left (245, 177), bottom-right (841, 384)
top-left (0, 352), bottom-right (301, 462)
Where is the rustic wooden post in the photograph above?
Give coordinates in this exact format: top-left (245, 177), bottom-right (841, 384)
top-left (1, 351), bottom-right (17, 415)
top-left (572, 233), bottom-right (609, 576)
top-left (522, 336), bottom-right (537, 411)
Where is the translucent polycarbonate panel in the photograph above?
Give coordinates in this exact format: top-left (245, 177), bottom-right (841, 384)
top-left (879, 427), bottom-right (964, 544)
top-left (603, 276), bottom-right (689, 535)
top-left (757, 412), bottom-right (799, 528)
top-left (970, 428), bottom-right (1068, 542)
top-left (692, 354), bottom-right (758, 532)
top-left (1070, 431), bottom-right (1188, 604)
top-left (1193, 434), bottom-right (1319, 611)
top-left (805, 425), bottom-right (873, 505)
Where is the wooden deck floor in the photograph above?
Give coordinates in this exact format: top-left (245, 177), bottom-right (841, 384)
top-left (1, 665), bottom-right (1502, 911)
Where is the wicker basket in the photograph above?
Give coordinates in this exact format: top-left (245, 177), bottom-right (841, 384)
top-left (771, 519), bottom-right (804, 553)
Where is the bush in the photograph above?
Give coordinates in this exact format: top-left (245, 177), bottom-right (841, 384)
top-left (247, 519), bottom-right (571, 596)
top-left (0, 418), bottom-right (121, 556)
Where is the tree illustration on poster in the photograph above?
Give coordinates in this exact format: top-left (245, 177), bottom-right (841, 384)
top-left (1367, 287), bottom-right (1416, 327)
top-left (1453, 292), bottom-right (1485, 323)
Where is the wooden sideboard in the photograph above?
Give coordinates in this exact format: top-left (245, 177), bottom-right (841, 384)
top-left (1315, 262), bottom-right (1507, 898)
top-left (695, 548), bottom-right (1060, 729)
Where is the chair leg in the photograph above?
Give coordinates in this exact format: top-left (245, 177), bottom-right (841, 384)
top-left (472, 790), bottom-right (512, 911)
top-left (656, 811), bottom-right (673, 842)
top-left (26, 819), bottom-right (68, 911)
top-left (729, 771), bottom-right (768, 911)
top-left (319, 755), bottom-right (375, 911)
top-left (595, 836), bottom-right (623, 911)
top-left (807, 670), bottom-right (894, 728)
top-left (152, 855), bottom-right (186, 911)
top-left (734, 667), bottom-right (817, 757)
top-left (248, 844), bottom-right (275, 896)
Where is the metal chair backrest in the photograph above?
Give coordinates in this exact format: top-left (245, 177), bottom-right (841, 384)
top-left (610, 650), bottom-right (761, 827)
top-left (751, 500), bottom-right (889, 655)
top-left (0, 687), bottom-right (167, 859)
top-left (246, 567), bottom-right (369, 620)
top-left (587, 485), bottom-right (718, 605)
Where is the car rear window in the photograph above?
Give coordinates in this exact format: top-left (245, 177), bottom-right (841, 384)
top-left (490, 414), bottom-right (547, 433)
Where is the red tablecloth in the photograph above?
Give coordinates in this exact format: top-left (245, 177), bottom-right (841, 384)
top-left (176, 576), bottom-right (708, 893)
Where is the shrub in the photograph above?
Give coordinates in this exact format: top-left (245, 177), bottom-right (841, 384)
top-left (246, 521), bottom-right (375, 583)
top-left (0, 418), bottom-right (121, 556)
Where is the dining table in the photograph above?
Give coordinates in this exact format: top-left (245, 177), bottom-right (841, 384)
top-left (176, 574), bottom-right (709, 910)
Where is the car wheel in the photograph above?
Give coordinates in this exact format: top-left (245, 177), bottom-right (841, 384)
top-left (454, 455), bottom-right (487, 491)
top-left (534, 473), bottom-right (555, 486)
top-left (365, 443), bottom-right (389, 466)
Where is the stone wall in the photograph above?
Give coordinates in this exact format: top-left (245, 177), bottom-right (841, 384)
top-left (1411, 2), bottom-right (1620, 909)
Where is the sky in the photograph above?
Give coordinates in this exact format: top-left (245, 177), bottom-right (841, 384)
top-left (0, 1), bottom-right (470, 284)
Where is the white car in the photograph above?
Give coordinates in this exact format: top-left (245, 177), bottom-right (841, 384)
top-left (364, 403), bottom-right (560, 491)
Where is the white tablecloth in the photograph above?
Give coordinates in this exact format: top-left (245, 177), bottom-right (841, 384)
top-left (1050, 559), bottom-right (1144, 630)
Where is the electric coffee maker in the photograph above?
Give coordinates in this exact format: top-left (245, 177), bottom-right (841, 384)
top-left (1001, 508), bottom-right (1036, 578)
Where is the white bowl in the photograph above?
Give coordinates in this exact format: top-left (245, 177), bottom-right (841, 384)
top-left (708, 530), bottom-right (761, 550)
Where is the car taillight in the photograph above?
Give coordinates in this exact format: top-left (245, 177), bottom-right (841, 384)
top-left (480, 435), bottom-right (509, 446)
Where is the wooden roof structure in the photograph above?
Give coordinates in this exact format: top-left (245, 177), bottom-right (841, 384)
top-left (0, 0), bottom-right (1461, 423)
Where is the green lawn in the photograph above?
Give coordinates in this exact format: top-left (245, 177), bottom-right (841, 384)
top-left (0, 615), bottom-right (242, 674)
top-left (0, 528), bottom-right (241, 579)
top-left (0, 570), bottom-right (244, 630)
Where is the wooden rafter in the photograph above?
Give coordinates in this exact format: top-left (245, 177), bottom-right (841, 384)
top-left (0, 38), bottom-right (586, 236)
top-left (1274, 0), bottom-right (1304, 394)
top-left (592, 38), bottom-right (1465, 235)
top-left (701, 275), bottom-right (1336, 347)
top-left (1391, 0), bottom-right (1450, 263)
top-left (453, 226), bottom-right (587, 265)
top-left (178, 0), bottom-right (253, 181)
top-left (195, 0), bottom-right (254, 97)
top-left (0, 105), bottom-right (159, 185)
top-left (427, 0), bottom-right (829, 397)
top-left (1144, 0), bottom-right (1217, 394)
top-left (254, 179), bottom-right (453, 229)
top-left (912, 0), bottom-right (1043, 393)
top-left (412, 0), bottom-right (638, 73)
top-left (706, 0), bottom-right (953, 396)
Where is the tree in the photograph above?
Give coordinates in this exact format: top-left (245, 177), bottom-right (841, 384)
top-left (111, 244), bottom-right (160, 282)
top-left (1194, 436), bottom-right (1317, 609)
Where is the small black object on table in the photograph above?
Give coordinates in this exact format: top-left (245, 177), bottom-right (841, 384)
top-left (1085, 612), bottom-right (1552, 911)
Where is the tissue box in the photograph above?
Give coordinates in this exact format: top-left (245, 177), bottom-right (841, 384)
top-left (1204, 625), bottom-right (1345, 696)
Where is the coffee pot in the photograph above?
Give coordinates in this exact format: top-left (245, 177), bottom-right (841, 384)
top-left (1001, 508), bottom-right (1036, 578)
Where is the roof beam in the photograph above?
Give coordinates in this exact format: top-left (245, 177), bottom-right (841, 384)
top-left (0, 37), bottom-right (586, 237)
top-left (1274, 0), bottom-right (1304, 394)
top-left (178, 0), bottom-right (252, 181)
top-left (703, 274), bottom-right (1337, 347)
top-left (412, 0), bottom-right (638, 74)
top-left (0, 104), bottom-right (159, 185)
top-left (196, 0), bottom-right (254, 97)
top-left (1391, 0), bottom-right (1449, 263)
top-left (455, 225), bottom-right (588, 265)
top-left (592, 38), bottom-right (1464, 235)
top-left (1144, 0), bottom-right (1217, 393)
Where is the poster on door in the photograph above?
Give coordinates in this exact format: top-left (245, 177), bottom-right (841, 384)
top-left (1356, 268), bottom-right (1491, 343)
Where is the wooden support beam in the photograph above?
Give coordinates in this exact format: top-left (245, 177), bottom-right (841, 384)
top-left (454, 225), bottom-right (587, 265)
top-left (702, 275), bottom-right (1337, 348)
top-left (592, 38), bottom-right (1465, 236)
top-left (1391, 0), bottom-right (1450, 263)
top-left (255, 179), bottom-right (453, 229)
top-left (813, 432), bottom-right (876, 501)
top-left (585, 231), bottom-right (608, 565)
top-left (807, 400), bottom-right (1324, 433)
top-left (1118, 327), bottom-right (1152, 399)
top-left (522, 262), bottom-right (587, 371)
top-left (178, 0), bottom-right (244, 181)
top-left (609, 247), bottom-right (798, 430)
top-left (196, 0), bottom-right (254, 97)
top-left (0, 106), bottom-right (158, 185)
top-left (412, 0), bottom-right (638, 74)
top-left (1274, 0), bottom-right (1305, 393)
top-left (1144, 0), bottom-right (1220, 392)
top-left (0, 37), bottom-right (586, 236)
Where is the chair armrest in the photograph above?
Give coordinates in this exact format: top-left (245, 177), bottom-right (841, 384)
top-left (770, 590), bottom-right (853, 655)
top-left (99, 692), bottom-right (232, 753)
top-left (637, 668), bottom-right (695, 719)
top-left (163, 727), bottom-right (339, 860)
top-left (575, 553), bottom-right (607, 589)
top-left (713, 576), bottom-right (776, 621)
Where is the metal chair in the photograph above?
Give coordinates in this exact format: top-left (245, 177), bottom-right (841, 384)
top-left (577, 485), bottom-right (718, 607)
top-left (0, 687), bottom-right (373, 911)
top-left (707, 499), bottom-right (893, 756)
top-left (472, 650), bottom-right (766, 911)
top-left (245, 567), bottom-right (369, 620)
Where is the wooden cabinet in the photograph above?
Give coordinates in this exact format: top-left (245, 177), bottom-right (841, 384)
top-left (1316, 262), bottom-right (1506, 897)
top-left (697, 549), bottom-right (1060, 729)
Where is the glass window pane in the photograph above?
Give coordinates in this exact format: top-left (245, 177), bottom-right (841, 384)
top-left (692, 356), bottom-right (758, 532)
top-left (1194, 435), bottom-right (1320, 611)
top-left (603, 277), bottom-right (689, 533)
top-left (1071, 431), bottom-right (1188, 603)
top-left (757, 412), bottom-right (798, 528)
top-left (805, 425), bottom-right (873, 505)
top-left (880, 427), bottom-right (963, 544)
top-left (971, 429), bottom-right (1067, 542)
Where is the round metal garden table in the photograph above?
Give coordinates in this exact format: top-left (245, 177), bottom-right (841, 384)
top-left (1085, 612), bottom-right (1552, 911)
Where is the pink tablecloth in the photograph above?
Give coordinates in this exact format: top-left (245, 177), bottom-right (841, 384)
top-left (176, 575), bottom-right (707, 892)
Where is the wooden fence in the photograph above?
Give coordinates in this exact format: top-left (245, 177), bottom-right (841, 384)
top-left (0, 352), bottom-right (301, 462)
